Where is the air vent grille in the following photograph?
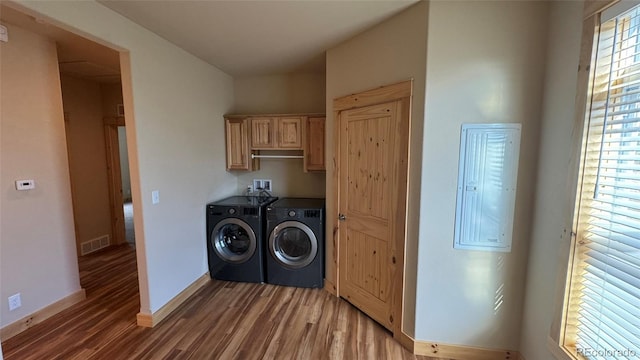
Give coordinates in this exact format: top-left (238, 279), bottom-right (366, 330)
top-left (80, 235), bottom-right (110, 256)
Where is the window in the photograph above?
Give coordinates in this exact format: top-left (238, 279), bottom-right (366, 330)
top-left (564, 5), bottom-right (640, 359)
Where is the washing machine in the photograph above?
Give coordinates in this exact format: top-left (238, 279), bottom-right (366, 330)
top-left (265, 198), bottom-right (325, 288)
top-left (206, 195), bottom-right (277, 283)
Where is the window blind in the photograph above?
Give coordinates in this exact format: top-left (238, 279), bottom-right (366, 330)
top-left (566, 5), bottom-right (640, 359)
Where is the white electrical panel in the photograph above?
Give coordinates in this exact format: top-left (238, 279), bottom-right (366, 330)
top-left (453, 123), bottom-right (521, 252)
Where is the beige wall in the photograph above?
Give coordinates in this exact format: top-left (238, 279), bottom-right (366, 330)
top-left (100, 82), bottom-right (124, 117)
top-left (233, 73), bottom-right (326, 198)
top-left (12, 0), bottom-right (237, 316)
top-left (326, 1), bottom-right (429, 336)
top-left (0, 24), bottom-right (81, 327)
top-left (60, 75), bottom-right (112, 253)
top-left (234, 73), bottom-right (325, 114)
top-left (416, 0), bottom-right (549, 348)
top-left (519, 2), bottom-right (583, 359)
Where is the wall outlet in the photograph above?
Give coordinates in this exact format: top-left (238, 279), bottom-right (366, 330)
top-left (247, 185), bottom-right (254, 193)
top-left (151, 190), bottom-right (160, 204)
top-left (253, 179), bottom-right (272, 191)
top-left (263, 179), bottom-right (272, 191)
top-left (8, 293), bottom-right (21, 311)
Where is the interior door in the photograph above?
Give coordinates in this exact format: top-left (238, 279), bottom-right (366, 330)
top-left (104, 118), bottom-right (126, 246)
top-left (336, 81), bottom-right (411, 334)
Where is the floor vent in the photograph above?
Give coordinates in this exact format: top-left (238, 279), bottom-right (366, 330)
top-left (81, 235), bottom-right (110, 256)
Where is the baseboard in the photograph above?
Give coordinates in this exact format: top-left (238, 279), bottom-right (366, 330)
top-left (0, 288), bottom-right (86, 340)
top-left (400, 333), bottom-right (519, 360)
top-left (546, 336), bottom-right (574, 360)
top-left (323, 278), bottom-right (337, 296)
top-left (136, 273), bottom-right (210, 328)
top-left (397, 331), bottom-right (416, 353)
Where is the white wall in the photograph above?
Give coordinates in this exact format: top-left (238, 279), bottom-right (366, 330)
top-left (11, 0), bottom-right (237, 315)
top-left (520, 2), bottom-right (583, 359)
top-left (0, 24), bottom-right (81, 327)
top-left (234, 73), bottom-right (326, 198)
top-left (326, 1), bottom-right (429, 335)
top-left (416, 0), bottom-right (549, 348)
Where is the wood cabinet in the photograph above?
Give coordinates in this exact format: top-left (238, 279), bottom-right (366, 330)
top-left (304, 116), bottom-right (325, 172)
top-left (224, 113), bottom-right (324, 172)
top-left (250, 117), bottom-right (275, 149)
top-left (225, 117), bottom-right (255, 171)
top-left (250, 116), bottom-right (302, 150)
top-left (278, 117), bottom-right (303, 149)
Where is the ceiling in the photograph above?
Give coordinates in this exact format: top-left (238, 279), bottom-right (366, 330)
top-left (0, 4), bottom-right (121, 83)
top-left (1, 1), bottom-right (417, 79)
top-left (96, 0), bottom-right (418, 76)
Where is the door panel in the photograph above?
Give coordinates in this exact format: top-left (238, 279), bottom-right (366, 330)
top-left (333, 80), bottom-right (411, 337)
top-left (278, 117), bottom-right (302, 149)
top-left (251, 117), bottom-right (275, 149)
top-left (338, 102), bottom-right (399, 330)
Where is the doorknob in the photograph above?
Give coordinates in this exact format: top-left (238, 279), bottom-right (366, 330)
top-left (338, 213), bottom-right (346, 221)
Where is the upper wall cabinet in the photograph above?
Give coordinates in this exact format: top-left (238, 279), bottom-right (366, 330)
top-left (225, 117), bottom-right (257, 171)
top-left (304, 116), bottom-right (325, 172)
top-left (251, 116), bottom-right (303, 150)
top-left (224, 113), bottom-right (325, 172)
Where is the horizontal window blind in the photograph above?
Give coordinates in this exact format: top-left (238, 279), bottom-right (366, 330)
top-left (567, 5), bottom-right (640, 359)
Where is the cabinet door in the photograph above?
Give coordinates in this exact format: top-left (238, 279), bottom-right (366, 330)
top-left (251, 117), bottom-right (275, 149)
top-left (278, 117), bottom-right (303, 149)
top-left (305, 116), bottom-right (325, 172)
top-left (225, 118), bottom-right (251, 171)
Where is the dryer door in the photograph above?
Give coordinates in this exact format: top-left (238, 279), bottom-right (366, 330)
top-left (269, 221), bottom-right (318, 269)
top-left (211, 218), bottom-right (256, 264)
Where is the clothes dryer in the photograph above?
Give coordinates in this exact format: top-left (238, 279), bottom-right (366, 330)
top-left (265, 198), bottom-right (325, 288)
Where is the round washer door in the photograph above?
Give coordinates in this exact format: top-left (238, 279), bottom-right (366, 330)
top-left (269, 221), bottom-right (318, 269)
top-left (211, 218), bottom-right (256, 264)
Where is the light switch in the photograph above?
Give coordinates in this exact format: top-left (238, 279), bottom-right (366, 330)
top-left (15, 179), bottom-right (35, 190)
top-left (0, 25), bottom-right (8, 43)
top-left (152, 190), bottom-right (160, 204)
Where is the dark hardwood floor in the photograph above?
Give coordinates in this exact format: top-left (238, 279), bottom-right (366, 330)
top-left (2, 245), bottom-right (438, 359)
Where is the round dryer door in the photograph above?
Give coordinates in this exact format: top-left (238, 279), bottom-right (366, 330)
top-left (269, 221), bottom-right (318, 269)
top-left (211, 218), bottom-right (256, 264)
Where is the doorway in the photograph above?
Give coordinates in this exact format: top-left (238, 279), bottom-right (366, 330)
top-left (333, 80), bottom-right (411, 337)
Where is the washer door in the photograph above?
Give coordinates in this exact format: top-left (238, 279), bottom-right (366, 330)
top-left (269, 221), bottom-right (317, 269)
top-left (211, 218), bottom-right (256, 264)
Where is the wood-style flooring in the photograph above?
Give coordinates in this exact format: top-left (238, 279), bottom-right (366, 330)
top-left (2, 245), bottom-right (438, 359)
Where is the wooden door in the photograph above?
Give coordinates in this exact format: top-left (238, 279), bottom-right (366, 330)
top-left (335, 81), bottom-right (411, 335)
top-left (251, 117), bottom-right (275, 149)
top-left (278, 117), bottom-right (303, 149)
top-left (104, 117), bottom-right (126, 246)
top-left (225, 118), bottom-right (252, 171)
